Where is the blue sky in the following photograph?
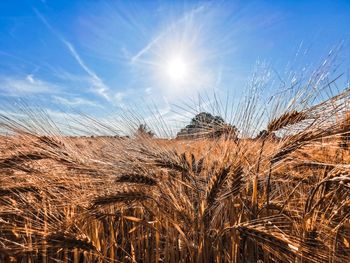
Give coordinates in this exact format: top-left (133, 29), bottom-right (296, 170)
top-left (0, 0), bottom-right (350, 134)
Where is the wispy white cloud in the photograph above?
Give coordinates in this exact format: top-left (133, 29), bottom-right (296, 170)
top-left (0, 74), bottom-right (59, 95)
top-left (131, 33), bottom-right (164, 64)
top-left (87, 75), bottom-right (110, 101)
top-left (33, 8), bottom-right (111, 101)
top-left (144, 87), bottom-right (152, 95)
top-left (52, 96), bottom-right (104, 108)
top-left (114, 92), bottom-right (124, 103)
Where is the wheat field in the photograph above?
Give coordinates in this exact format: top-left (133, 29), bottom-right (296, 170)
top-left (1, 84), bottom-right (350, 263)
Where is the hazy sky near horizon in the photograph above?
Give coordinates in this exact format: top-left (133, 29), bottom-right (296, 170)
top-left (0, 0), bottom-right (350, 133)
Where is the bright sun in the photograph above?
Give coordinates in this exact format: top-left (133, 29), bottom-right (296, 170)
top-left (166, 57), bottom-right (187, 82)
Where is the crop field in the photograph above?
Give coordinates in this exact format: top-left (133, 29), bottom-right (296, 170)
top-left (1, 86), bottom-right (350, 263)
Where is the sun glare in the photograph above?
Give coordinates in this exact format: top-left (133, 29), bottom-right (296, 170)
top-left (166, 57), bottom-right (187, 82)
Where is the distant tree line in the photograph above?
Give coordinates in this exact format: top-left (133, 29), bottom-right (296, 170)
top-left (134, 112), bottom-right (285, 141)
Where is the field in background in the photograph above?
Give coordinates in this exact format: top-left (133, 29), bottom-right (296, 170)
top-left (1, 119), bottom-right (350, 262)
